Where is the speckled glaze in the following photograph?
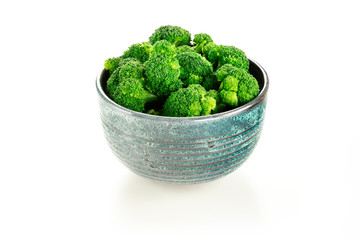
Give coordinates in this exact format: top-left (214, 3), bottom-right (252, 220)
top-left (96, 58), bottom-right (269, 184)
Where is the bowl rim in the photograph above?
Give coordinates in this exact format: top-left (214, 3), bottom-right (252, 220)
top-left (96, 57), bottom-right (269, 123)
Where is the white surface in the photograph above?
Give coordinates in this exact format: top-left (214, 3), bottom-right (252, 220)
top-left (0, 0), bottom-right (359, 239)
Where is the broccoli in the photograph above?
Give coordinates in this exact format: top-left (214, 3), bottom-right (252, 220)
top-left (163, 84), bottom-right (216, 117)
top-left (112, 78), bottom-right (159, 112)
top-left (218, 71), bottom-right (260, 107)
top-left (149, 25), bottom-right (191, 46)
top-left (175, 52), bottom-right (213, 86)
top-left (193, 33), bottom-right (213, 54)
top-left (144, 54), bottom-right (183, 97)
top-left (104, 57), bottom-right (122, 74)
top-left (206, 89), bottom-right (227, 114)
top-left (177, 45), bottom-right (195, 54)
top-left (203, 42), bottom-right (217, 60)
top-left (202, 73), bottom-right (220, 91)
top-left (206, 44), bottom-right (222, 66)
top-left (237, 73), bottom-right (260, 104)
top-left (106, 58), bottom-right (144, 97)
top-left (219, 76), bottom-right (239, 107)
top-left (122, 42), bottom-right (152, 63)
top-left (215, 64), bottom-right (244, 82)
top-left (151, 40), bottom-right (177, 57)
top-left (216, 45), bottom-right (249, 71)
top-left (104, 25), bottom-right (261, 116)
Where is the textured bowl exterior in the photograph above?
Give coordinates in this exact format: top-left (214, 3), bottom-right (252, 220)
top-left (96, 59), bottom-right (268, 184)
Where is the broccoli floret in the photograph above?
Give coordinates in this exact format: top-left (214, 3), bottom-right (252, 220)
top-left (215, 64), bottom-right (244, 82)
top-left (149, 25), bottom-right (191, 46)
top-left (122, 42), bottom-right (152, 63)
top-left (206, 90), bottom-right (228, 114)
top-left (175, 52), bottom-right (213, 86)
top-left (237, 73), bottom-right (260, 104)
top-left (219, 76), bottom-right (239, 107)
top-left (207, 44), bottom-right (222, 66)
top-left (193, 33), bottom-right (213, 54)
top-left (151, 40), bottom-right (177, 57)
top-left (112, 78), bottom-right (159, 112)
top-left (177, 45), bottom-right (195, 54)
top-left (202, 73), bottom-right (220, 91)
top-left (216, 45), bottom-right (249, 71)
top-left (104, 57), bottom-right (122, 74)
top-left (219, 71), bottom-right (260, 107)
top-left (203, 42), bottom-right (217, 60)
top-left (144, 54), bottom-right (183, 97)
top-left (200, 96), bottom-right (216, 116)
top-left (106, 58), bottom-right (144, 97)
top-left (163, 84), bottom-right (216, 117)
top-left (187, 84), bottom-right (207, 97)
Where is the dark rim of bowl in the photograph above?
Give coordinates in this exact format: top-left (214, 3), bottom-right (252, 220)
top-left (96, 58), bottom-right (269, 122)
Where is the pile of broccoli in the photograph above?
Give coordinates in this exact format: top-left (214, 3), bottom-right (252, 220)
top-left (104, 25), bottom-right (259, 117)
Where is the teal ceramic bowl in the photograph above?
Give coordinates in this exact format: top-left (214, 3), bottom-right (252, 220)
top-left (96, 58), bottom-right (269, 184)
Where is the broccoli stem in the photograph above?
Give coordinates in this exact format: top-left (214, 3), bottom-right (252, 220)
top-left (143, 90), bottom-right (159, 103)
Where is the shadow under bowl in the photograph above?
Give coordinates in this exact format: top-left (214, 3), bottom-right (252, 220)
top-left (96, 58), bottom-right (269, 184)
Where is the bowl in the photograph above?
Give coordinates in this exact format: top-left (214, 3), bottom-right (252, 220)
top-left (96, 58), bottom-right (269, 184)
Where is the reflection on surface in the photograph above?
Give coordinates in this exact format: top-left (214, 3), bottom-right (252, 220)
top-left (113, 172), bottom-right (260, 231)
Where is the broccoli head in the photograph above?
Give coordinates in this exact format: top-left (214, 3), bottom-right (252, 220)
top-left (175, 52), bottom-right (213, 86)
top-left (104, 57), bottom-right (122, 74)
top-left (144, 54), bottom-right (183, 97)
top-left (163, 84), bottom-right (216, 117)
top-left (122, 42), bottom-right (152, 63)
top-left (112, 78), bottom-right (159, 113)
top-left (149, 25), bottom-right (191, 46)
top-left (176, 45), bottom-right (195, 54)
top-left (106, 58), bottom-right (144, 97)
top-left (237, 73), bottom-right (260, 104)
top-left (219, 71), bottom-right (260, 107)
top-left (206, 44), bottom-right (222, 66)
top-left (151, 40), bottom-right (177, 57)
top-left (205, 89), bottom-right (227, 114)
top-left (215, 63), bottom-right (244, 82)
top-left (203, 42), bottom-right (217, 60)
top-left (193, 33), bottom-right (213, 54)
top-left (217, 45), bottom-right (249, 71)
top-left (202, 73), bottom-right (220, 91)
top-left (219, 76), bottom-right (239, 107)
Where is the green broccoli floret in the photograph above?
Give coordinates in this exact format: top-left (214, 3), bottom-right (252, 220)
top-left (187, 84), bottom-right (207, 97)
top-left (219, 71), bottom-right (260, 107)
top-left (151, 40), bottom-right (177, 57)
top-left (112, 78), bottom-right (159, 112)
top-left (106, 58), bottom-right (144, 97)
top-left (149, 25), bottom-right (191, 46)
top-left (237, 73), bottom-right (260, 104)
top-left (206, 89), bottom-right (227, 114)
top-left (207, 44), bottom-right (222, 66)
top-left (193, 33), bottom-right (213, 54)
top-left (175, 52), bottom-right (213, 86)
top-left (219, 76), bottom-right (239, 107)
top-left (215, 64), bottom-right (244, 82)
top-left (122, 42), bottom-right (152, 63)
top-left (216, 45), bottom-right (249, 71)
top-left (203, 42), bottom-right (217, 60)
top-left (163, 84), bottom-right (216, 117)
top-left (104, 57), bottom-right (122, 74)
top-left (144, 54), bottom-right (183, 97)
top-left (177, 45), bottom-right (195, 54)
top-left (202, 73), bottom-right (220, 91)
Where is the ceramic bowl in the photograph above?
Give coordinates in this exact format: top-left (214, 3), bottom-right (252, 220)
top-left (96, 58), bottom-right (269, 184)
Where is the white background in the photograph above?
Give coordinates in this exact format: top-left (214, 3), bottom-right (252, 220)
top-left (1, 0), bottom-right (359, 239)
